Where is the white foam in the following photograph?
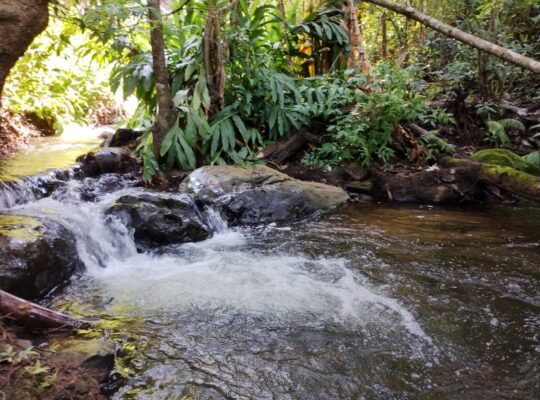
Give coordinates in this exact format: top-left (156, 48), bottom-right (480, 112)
top-left (10, 184), bottom-right (431, 344)
top-left (89, 232), bottom-right (431, 342)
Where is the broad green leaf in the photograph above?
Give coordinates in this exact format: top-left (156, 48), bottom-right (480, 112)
top-left (160, 124), bottom-right (179, 157)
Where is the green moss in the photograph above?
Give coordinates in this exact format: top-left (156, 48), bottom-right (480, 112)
top-left (472, 149), bottom-right (540, 176)
top-left (482, 164), bottom-right (540, 187)
top-left (440, 157), bottom-right (463, 167)
top-left (0, 215), bottom-right (42, 241)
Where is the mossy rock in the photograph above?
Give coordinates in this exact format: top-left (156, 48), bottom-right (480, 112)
top-left (472, 149), bottom-right (540, 176)
top-left (180, 165), bottom-right (350, 225)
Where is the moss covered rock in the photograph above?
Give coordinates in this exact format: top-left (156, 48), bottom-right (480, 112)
top-left (472, 149), bottom-right (540, 176)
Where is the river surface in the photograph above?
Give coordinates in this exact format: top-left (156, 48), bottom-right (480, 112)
top-left (0, 124), bottom-right (103, 181)
top-left (1, 135), bottom-right (539, 399)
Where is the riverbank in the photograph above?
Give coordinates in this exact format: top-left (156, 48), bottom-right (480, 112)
top-left (0, 109), bottom-right (46, 158)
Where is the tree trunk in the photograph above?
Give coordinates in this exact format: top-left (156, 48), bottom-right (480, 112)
top-left (0, 289), bottom-right (87, 330)
top-left (0, 0), bottom-right (50, 105)
top-left (362, 0), bottom-right (540, 74)
top-left (343, 0), bottom-right (371, 73)
top-left (148, 0), bottom-right (178, 158)
top-left (381, 12), bottom-right (387, 59)
top-left (203, 2), bottom-right (225, 117)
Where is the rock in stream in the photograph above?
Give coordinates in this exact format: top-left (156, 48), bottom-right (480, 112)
top-left (0, 214), bottom-right (84, 300)
top-left (180, 165), bottom-right (350, 225)
top-left (106, 193), bottom-right (211, 250)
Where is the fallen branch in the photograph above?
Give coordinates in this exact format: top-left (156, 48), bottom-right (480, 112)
top-left (443, 158), bottom-right (540, 203)
top-left (257, 129), bottom-right (319, 164)
top-left (0, 290), bottom-right (88, 330)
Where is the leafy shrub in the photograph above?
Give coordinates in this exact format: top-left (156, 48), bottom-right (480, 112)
top-left (302, 65), bottom-right (456, 170)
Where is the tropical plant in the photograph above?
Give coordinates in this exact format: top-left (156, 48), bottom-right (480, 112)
top-left (484, 118), bottom-right (525, 146)
top-left (302, 65), bottom-right (455, 169)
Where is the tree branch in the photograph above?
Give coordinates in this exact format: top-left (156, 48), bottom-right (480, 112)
top-left (362, 0), bottom-right (540, 74)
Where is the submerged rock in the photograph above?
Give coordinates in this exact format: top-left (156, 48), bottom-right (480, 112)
top-left (106, 193), bottom-right (211, 249)
top-left (0, 215), bottom-right (83, 300)
top-left (180, 165), bottom-right (350, 224)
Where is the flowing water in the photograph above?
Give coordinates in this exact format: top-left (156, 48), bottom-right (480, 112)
top-left (1, 136), bottom-right (539, 399)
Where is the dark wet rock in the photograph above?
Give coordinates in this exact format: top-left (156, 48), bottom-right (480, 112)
top-left (77, 148), bottom-right (138, 177)
top-left (80, 173), bottom-right (141, 201)
top-left (180, 165), bottom-right (350, 225)
top-left (106, 193), bottom-right (211, 249)
top-left (109, 128), bottom-right (144, 147)
top-left (0, 215), bottom-right (83, 300)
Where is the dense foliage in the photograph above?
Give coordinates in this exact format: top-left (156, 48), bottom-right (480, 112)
top-left (3, 0), bottom-right (540, 177)
top-left (3, 17), bottom-right (116, 132)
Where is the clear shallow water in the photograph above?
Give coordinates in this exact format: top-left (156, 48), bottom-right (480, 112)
top-left (1, 158), bottom-right (539, 398)
top-left (0, 124), bottom-right (103, 181)
top-left (34, 192), bottom-right (538, 399)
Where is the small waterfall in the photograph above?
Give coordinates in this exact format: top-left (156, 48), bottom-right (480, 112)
top-left (0, 171), bottom-right (71, 209)
top-left (6, 176), bottom-right (230, 273)
top-left (203, 205), bottom-right (229, 233)
top-left (6, 177), bottom-right (140, 270)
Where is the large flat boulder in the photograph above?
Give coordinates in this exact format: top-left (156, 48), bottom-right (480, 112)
top-left (105, 193), bottom-right (211, 250)
top-left (180, 165), bottom-right (350, 224)
top-left (0, 215), bottom-right (83, 300)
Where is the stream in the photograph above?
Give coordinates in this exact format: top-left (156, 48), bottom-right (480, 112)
top-left (1, 132), bottom-right (539, 399)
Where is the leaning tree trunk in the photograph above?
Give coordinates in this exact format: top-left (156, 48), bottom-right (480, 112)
top-left (0, 289), bottom-right (87, 330)
top-left (148, 0), bottom-right (178, 158)
top-left (362, 0), bottom-right (540, 74)
top-left (0, 0), bottom-right (50, 105)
